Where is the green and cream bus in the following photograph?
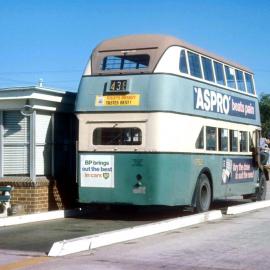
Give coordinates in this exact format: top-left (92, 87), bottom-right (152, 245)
top-left (75, 34), bottom-right (266, 212)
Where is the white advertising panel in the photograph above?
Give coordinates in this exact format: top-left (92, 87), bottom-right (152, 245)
top-left (80, 155), bottom-right (114, 188)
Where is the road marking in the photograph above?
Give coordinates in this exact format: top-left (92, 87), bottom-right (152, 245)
top-left (0, 256), bottom-right (50, 270)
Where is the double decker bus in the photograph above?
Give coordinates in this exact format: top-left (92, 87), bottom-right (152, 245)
top-left (75, 34), bottom-right (266, 212)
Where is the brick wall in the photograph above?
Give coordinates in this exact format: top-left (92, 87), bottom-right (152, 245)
top-left (0, 177), bottom-right (65, 214)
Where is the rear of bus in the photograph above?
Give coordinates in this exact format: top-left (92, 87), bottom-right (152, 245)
top-left (75, 35), bottom-right (195, 206)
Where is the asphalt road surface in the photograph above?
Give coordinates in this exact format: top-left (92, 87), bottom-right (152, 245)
top-left (0, 182), bottom-right (269, 270)
top-left (1, 206), bottom-right (270, 270)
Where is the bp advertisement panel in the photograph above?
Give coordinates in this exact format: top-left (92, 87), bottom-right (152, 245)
top-left (80, 155), bottom-right (114, 188)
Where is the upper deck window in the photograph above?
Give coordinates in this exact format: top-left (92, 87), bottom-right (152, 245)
top-left (101, 55), bottom-right (150, 71)
top-left (213, 61), bottom-right (226, 85)
top-left (201, 57), bottom-right (214, 82)
top-left (225, 66), bottom-right (236, 89)
top-left (235, 70), bottom-right (246, 92)
top-left (188, 52), bottom-right (202, 78)
top-left (179, 50), bottom-right (188, 74)
top-left (245, 73), bottom-right (255, 94)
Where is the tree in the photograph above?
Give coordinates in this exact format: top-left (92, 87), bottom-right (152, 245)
top-left (259, 93), bottom-right (270, 137)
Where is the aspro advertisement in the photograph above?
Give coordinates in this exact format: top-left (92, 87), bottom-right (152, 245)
top-left (194, 87), bottom-right (256, 119)
top-left (80, 155), bottom-right (114, 188)
top-left (222, 158), bottom-right (254, 184)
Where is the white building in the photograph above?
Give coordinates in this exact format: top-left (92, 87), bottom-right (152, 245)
top-left (0, 86), bottom-right (76, 213)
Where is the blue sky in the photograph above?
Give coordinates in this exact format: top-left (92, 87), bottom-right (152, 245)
top-left (0, 0), bottom-right (269, 95)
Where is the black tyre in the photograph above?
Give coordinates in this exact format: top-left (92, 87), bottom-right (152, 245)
top-left (255, 172), bottom-right (267, 201)
top-left (195, 173), bottom-right (212, 212)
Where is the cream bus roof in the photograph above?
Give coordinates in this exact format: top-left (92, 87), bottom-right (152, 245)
top-left (91, 34), bottom-right (252, 75)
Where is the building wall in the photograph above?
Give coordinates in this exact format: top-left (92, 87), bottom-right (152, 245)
top-left (0, 87), bottom-right (77, 214)
top-left (0, 177), bottom-right (64, 214)
top-left (0, 110), bottom-right (77, 214)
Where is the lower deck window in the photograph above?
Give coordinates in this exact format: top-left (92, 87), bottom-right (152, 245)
top-left (93, 128), bottom-right (142, 145)
top-left (230, 130), bottom-right (238, 152)
top-left (195, 127), bottom-right (204, 149)
top-left (218, 128), bottom-right (228, 151)
top-left (239, 131), bottom-right (248, 152)
top-left (206, 126), bottom-right (217, 151)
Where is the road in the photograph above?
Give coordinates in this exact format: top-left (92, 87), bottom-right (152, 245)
top-left (0, 182), bottom-right (269, 270)
top-left (1, 206), bottom-right (270, 270)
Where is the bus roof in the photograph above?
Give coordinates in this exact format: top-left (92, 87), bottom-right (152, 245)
top-left (91, 34), bottom-right (253, 75)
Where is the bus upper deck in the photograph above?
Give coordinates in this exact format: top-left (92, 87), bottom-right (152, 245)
top-left (76, 34), bottom-right (260, 126)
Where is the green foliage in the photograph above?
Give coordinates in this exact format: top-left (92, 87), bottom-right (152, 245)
top-left (259, 93), bottom-right (270, 137)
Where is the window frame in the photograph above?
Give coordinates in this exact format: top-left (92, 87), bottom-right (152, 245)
top-left (239, 131), bottom-right (248, 152)
top-left (218, 128), bottom-right (229, 152)
top-left (195, 126), bottom-right (204, 149)
top-left (229, 130), bottom-right (239, 152)
top-left (179, 49), bottom-right (189, 74)
top-left (225, 65), bottom-right (237, 89)
top-left (93, 127), bottom-right (142, 146)
top-left (235, 69), bottom-right (246, 92)
top-left (101, 54), bottom-right (150, 71)
top-left (206, 126), bottom-right (217, 151)
top-left (201, 56), bottom-right (215, 82)
top-left (187, 51), bottom-right (203, 78)
top-left (178, 48), bottom-right (256, 96)
top-left (245, 72), bottom-right (255, 94)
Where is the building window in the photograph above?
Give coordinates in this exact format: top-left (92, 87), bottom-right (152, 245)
top-left (218, 128), bottom-right (228, 151)
top-left (3, 111), bottom-right (30, 175)
top-left (93, 127), bottom-right (142, 145)
top-left (214, 61), bottom-right (226, 85)
top-left (202, 56), bottom-right (214, 82)
top-left (188, 51), bottom-right (202, 78)
top-left (225, 66), bottom-right (236, 89)
top-left (230, 130), bottom-right (238, 152)
top-left (101, 55), bottom-right (150, 70)
top-left (179, 50), bottom-right (188, 74)
top-left (206, 126), bottom-right (216, 151)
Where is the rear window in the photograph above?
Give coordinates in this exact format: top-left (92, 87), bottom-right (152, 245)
top-left (101, 55), bottom-right (150, 71)
top-left (93, 128), bottom-right (142, 145)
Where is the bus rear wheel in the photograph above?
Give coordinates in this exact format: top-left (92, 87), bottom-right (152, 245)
top-left (195, 173), bottom-right (212, 212)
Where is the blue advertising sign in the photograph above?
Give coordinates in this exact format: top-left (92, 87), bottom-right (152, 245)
top-left (222, 158), bottom-right (255, 184)
top-left (194, 87), bottom-right (256, 119)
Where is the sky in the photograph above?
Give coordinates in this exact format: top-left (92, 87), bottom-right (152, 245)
top-left (0, 0), bottom-right (270, 95)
